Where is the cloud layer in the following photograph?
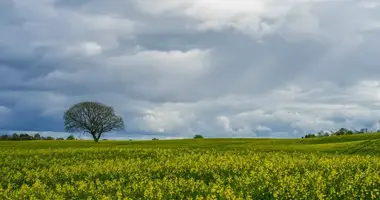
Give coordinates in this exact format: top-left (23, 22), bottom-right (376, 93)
top-left (1, 0), bottom-right (380, 139)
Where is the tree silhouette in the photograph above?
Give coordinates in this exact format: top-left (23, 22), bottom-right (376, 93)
top-left (63, 101), bottom-right (124, 142)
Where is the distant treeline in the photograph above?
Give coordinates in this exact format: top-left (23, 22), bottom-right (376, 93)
top-left (0, 133), bottom-right (76, 141)
top-left (303, 128), bottom-right (379, 138)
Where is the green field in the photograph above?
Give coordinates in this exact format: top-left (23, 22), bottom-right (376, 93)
top-left (2, 134), bottom-right (380, 199)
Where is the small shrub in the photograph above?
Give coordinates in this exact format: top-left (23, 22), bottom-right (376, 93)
top-left (66, 135), bottom-right (76, 140)
top-left (45, 136), bottom-right (55, 140)
top-left (194, 134), bottom-right (204, 139)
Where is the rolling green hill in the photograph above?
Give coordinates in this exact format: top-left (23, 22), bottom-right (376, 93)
top-left (2, 132), bottom-right (380, 155)
top-left (2, 133), bottom-right (380, 199)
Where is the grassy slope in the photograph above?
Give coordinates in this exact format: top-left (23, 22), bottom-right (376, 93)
top-left (1, 133), bottom-right (380, 155)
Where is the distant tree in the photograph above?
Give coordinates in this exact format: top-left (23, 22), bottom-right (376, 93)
top-left (19, 133), bottom-right (33, 140)
top-left (12, 133), bottom-right (20, 141)
top-left (66, 135), bottom-right (76, 140)
top-left (316, 131), bottom-right (325, 137)
top-left (333, 128), bottom-right (349, 136)
top-left (63, 101), bottom-right (124, 142)
top-left (45, 136), bottom-right (55, 140)
top-left (33, 133), bottom-right (41, 140)
top-left (0, 134), bottom-right (9, 140)
top-left (152, 137), bottom-right (159, 140)
top-left (331, 128), bottom-right (361, 136)
top-left (306, 130), bottom-right (330, 138)
top-left (56, 137), bottom-right (64, 140)
top-left (194, 134), bottom-right (204, 139)
top-left (323, 132), bottom-right (330, 137)
top-left (359, 128), bottom-right (368, 134)
top-left (304, 133), bottom-right (316, 138)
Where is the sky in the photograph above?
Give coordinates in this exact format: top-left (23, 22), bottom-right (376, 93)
top-left (1, 0), bottom-right (380, 140)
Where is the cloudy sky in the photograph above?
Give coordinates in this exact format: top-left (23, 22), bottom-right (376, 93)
top-left (1, 0), bottom-right (380, 139)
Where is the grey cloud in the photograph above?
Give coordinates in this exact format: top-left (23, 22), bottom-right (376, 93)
top-left (1, 0), bottom-right (380, 138)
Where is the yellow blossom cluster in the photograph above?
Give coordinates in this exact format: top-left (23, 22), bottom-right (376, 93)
top-left (1, 147), bottom-right (380, 199)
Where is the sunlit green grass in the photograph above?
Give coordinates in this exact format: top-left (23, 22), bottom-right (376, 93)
top-left (2, 132), bottom-right (380, 155)
top-left (2, 133), bottom-right (380, 199)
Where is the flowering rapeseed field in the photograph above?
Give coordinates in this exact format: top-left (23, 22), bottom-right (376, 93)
top-left (1, 138), bottom-right (380, 199)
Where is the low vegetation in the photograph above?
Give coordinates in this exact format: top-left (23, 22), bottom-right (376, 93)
top-left (303, 127), bottom-right (376, 138)
top-left (194, 134), bottom-right (204, 139)
top-left (1, 133), bottom-right (380, 199)
top-left (0, 133), bottom-right (77, 141)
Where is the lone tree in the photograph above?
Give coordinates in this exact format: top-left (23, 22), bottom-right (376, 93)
top-left (66, 135), bottom-right (76, 140)
top-left (63, 101), bottom-right (124, 142)
top-left (193, 134), bottom-right (204, 139)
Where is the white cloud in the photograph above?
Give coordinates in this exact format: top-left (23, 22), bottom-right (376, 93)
top-left (108, 49), bottom-right (211, 75)
top-left (134, 109), bottom-right (187, 133)
top-left (217, 116), bottom-right (232, 132)
top-left (66, 41), bottom-right (102, 56)
top-left (135, 0), bottom-right (332, 39)
top-left (119, 81), bottom-right (380, 137)
top-left (81, 42), bottom-right (102, 56)
top-left (359, 0), bottom-right (380, 9)
top-left (1, 0), bottom-right (380, 138)
top-left (255, 125), bottom-right (272, 132)
top-left (0, 106), bottom-right (11, 115)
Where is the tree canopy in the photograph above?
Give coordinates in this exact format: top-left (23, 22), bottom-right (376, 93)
top-left (66, 135), bottom-right (76, 140)
top-left (63, 101), bottom-right (124, 142)
top-left (194, 134), bottom-right (204, 139)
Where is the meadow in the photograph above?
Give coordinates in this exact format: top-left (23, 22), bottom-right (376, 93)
top-left (1, 133), bottom-right (380, 199)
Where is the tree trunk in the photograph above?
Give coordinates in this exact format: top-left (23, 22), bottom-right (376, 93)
top-left (91, 133), bottom-right (99, 142)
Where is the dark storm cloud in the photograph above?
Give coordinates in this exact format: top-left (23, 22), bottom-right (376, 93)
top-left (0, 0), bottom-right (380, 138)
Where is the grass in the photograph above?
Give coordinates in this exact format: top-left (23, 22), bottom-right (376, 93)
top-left (2, 133), bottom-right (380, 199)
top-left (2, 132), bottom-right (380, 155)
